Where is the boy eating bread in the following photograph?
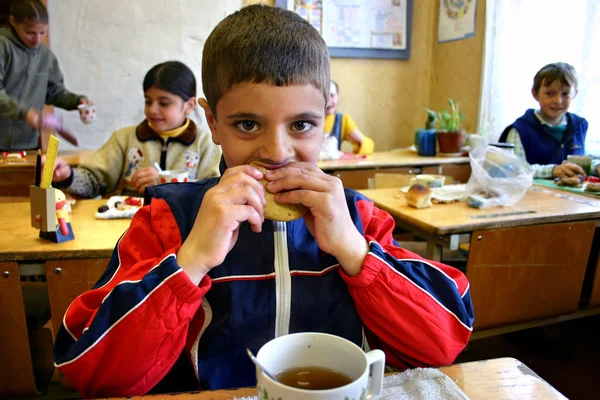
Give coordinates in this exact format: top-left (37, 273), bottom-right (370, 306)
top-left (54, 5), bottom-right (474, 397)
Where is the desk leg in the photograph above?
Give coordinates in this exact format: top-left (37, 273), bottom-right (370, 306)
top-left (425, 241), bottom-right (442, 262)
top-left (0, 262), bottom-right (40, 397)
top-left (590, 254), bottom-right (600, 307)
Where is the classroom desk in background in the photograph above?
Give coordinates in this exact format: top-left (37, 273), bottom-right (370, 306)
top-left (317, 149), bottom-right (471, 189)
top-left (102, 358), bottom-right (566, 400)
top-left (0, 199), bottom-right (129, 397)
top-left (0, 149), bottom-right (94, 198)
top-left (358, 186), bottom-right (600, 337)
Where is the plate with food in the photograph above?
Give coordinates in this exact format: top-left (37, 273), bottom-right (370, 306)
top-left (400, 184), bottom-right (467, 204)
top-left (95, 196), bottom-right (144, 219)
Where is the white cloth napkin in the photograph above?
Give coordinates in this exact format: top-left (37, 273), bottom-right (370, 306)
top-left (233, 367), bottom-right (469, 400)
top-left (379, 368), bottom-right (469, 400)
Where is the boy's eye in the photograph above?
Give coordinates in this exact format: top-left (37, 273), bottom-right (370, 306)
top-left (291, 121), bottom-right (314, 132)
top-left (159, 102), bottom-right (171, 107)
top-left (236, 121), bottom-right (259, 132)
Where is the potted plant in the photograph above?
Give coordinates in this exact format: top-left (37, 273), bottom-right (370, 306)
top-left (426, 99), bottom-right (466, 154)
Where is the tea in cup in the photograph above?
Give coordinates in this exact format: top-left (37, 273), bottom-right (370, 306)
top-left (158, 169), bottom-right (189, 184)
top-left (78, 103), bottom-right (96, 124)
top-left (567, 155), bottom-right (592, 176)
top-left (256, 332), bottom-right (385, 400)
top-left (410, 174), bottom-right (445, 188)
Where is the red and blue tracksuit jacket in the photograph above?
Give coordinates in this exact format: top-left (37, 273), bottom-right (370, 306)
top-left (53, 179), bottom-right (474, 397)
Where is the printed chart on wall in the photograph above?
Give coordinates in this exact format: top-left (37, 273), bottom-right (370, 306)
top-left (438, 0), bottom-right (477, 43)
top-left (284, 0), bottom-right (410, 59)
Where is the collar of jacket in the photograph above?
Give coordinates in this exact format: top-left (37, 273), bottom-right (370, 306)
top-left (136, 119), bottom-right (197, 145)
top-left (1, 26), bottom-right (39, 51)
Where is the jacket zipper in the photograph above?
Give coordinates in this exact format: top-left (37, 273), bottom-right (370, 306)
top-left (273, 221), bottom-right (291, 337)
top-left (160, 139), bottom-right (168, 170)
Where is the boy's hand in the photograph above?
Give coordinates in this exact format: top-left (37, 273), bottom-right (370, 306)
top-left (130, 167), bottom-right (159, 193)
top-left (553, 162), bottom-right (585, 178)
top-left (265, 163), bottom-right (369, 277)
top-left (177, 165), bottom-right (266, 284)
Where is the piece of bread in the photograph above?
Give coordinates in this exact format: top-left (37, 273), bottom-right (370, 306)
top-left (555, 175), bottom-right (584, 188)
top-left (406, 184), bottom-right (432, 209)
top-left (585, 182), bottom-right (600, 192)
top-left (251, 163), bottom-right (308, 221)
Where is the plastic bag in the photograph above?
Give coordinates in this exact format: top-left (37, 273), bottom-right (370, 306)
top-left (465, 146), bottom-right (534, 208)
top-left (319, 134), bottom-right (343, 160)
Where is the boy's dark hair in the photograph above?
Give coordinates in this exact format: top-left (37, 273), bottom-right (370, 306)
top-left (202, 4), bottom-right (330, 116)
top-left (10, 0), bottom-right (48, 24)
top-left (143, 61), bottom-right (196, 101)
top-left (532, 62), bottom-right (578, 94)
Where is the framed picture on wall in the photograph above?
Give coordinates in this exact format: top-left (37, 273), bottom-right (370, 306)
top-left (274, 0), bottom-right (413, 60)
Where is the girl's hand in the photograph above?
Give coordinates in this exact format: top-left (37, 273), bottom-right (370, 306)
top-left (25, 109), bottom-right (40, 129)
top-left (43, 155), bottom-right (72, 183)
top-left (78, 97), bottom-right (94, 106)
top-left (177, 165), bottom-right (266, 285)
top-left (129, 167), bottom-right (159, 193)
top-left (265, 163), bottom-right (369, 277)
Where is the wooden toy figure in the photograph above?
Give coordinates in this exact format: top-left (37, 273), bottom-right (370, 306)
top-left (34, 188), bottom-right (74, 243)
top-left (30, 134), bottom-right (74, 242)
top-left (44, 189), bottom-right (74, 242)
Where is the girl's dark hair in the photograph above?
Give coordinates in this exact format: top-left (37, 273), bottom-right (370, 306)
top-left (143, 61), bottom-right (196, 101)
top-left (10, 0), bottom-right (48, 24)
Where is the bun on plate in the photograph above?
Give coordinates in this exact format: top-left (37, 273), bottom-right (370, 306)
top-left (251, 163), bottom-right (308, 221)
top-left (406, 184), bottom-right (432, 209)
top-left (585, 182), bottom-right (600, 192)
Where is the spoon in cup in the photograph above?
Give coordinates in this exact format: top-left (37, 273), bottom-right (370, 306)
top-left (246, 348), bottom-right (279, 383)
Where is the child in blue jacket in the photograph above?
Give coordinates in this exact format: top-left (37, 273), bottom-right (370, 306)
top-left (500, 62), bottom-right (596, 178)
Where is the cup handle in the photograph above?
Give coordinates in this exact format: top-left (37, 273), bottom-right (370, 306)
top-left (366, 349), bottom-right (385, 398)
top-left (410, 177), bottom-right (416, 186)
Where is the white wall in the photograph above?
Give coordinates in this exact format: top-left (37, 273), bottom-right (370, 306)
top-left (48, 0), bottom-right (243, 150)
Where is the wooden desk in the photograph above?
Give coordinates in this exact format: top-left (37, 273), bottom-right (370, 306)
top-left (317, 149), bottom-right (471, 189)
top-left (359, 187), bottom-right (600, 332)
top-left (0, 199), bottom-right (129, 397)
top-left (0, 199), bottom-right (127, 261)
top-left (0, 150), bottom-right (93, 199)
top-left (104, 358), bottom-right (566, 400)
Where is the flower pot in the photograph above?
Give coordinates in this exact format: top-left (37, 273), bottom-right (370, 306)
top-left (437, 130), bottom-right (463, 154)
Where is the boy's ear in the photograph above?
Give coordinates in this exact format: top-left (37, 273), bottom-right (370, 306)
top-left (9, 16), bottom-right (16, 29)
top-left (198, 98), bottom-right (221, 145)
top-left (531, 88), bottom-right (539, 102)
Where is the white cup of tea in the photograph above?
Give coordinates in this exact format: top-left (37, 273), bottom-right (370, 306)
top-left (410, 174), bottom-right (445, 188)
top-left (77, 103), bottom-right (96, 124)
top-left (256, 332), bottom-right (385, 400)
top-left (158, 169), bottom-right (189, 184)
